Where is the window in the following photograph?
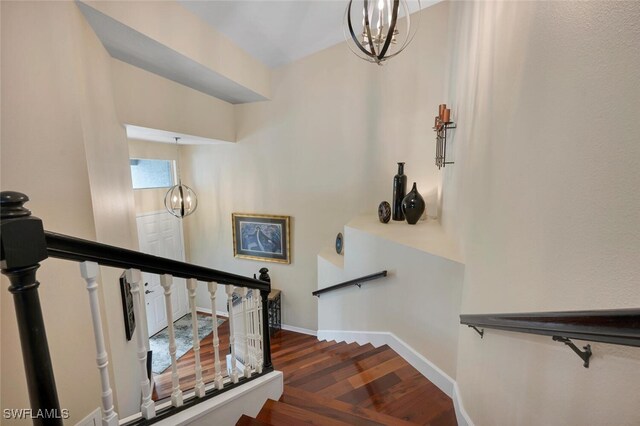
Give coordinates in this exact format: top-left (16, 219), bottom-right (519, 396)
top-left (129, 158), bottom-right (174, 189)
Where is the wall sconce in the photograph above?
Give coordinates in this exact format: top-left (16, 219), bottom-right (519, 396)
top-left (434, 104), bottom-right (456, 169)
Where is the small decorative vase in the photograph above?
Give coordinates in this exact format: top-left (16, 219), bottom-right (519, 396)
top-left (378, 201), bottom-right (391, 223)
top-left (401, 182), bottom-right (426, 225)
top-left (392, 162), bottom-right (407, 221)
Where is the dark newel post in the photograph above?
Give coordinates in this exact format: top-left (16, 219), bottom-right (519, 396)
top-left (260, 289), bottom-right (273, 370)
top-left (0, 191), bottom-right (62, 425)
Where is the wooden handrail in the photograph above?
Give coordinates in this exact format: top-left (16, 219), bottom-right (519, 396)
top-left (312, 271), bottom-right (388, 297)
top-left (1, 190), bottom-right (273, 423)
top-left (460, 309), bottom-right (640, 347)
top-left (45, 231), bottom-right (270, 291)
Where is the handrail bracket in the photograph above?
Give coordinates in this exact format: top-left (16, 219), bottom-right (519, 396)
top-left (468, 325), bottom-right (484, 338)
top-left (552, 336), bottom-right (592, 368)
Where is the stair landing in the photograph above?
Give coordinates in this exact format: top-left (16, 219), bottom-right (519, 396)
top-left (239, 330), bottom-right (456, 425)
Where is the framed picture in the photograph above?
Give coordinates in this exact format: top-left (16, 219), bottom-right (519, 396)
top-left (119, 272), bottom-right (136, 341)
top-left (232, 213), bottom-right (291, 264)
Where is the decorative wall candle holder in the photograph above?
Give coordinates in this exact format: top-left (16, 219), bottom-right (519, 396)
top-left (434, 104), bottom-right (456, 169)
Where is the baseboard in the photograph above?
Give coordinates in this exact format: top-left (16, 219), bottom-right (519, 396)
top-left (196, 307), bottom-right (229, 318)
top-left (281, 324), bottom-right (317, 336)
top-left (317, 329), bottom-right (473, 426)
top-left (453, 382), bottom-right (473, 426)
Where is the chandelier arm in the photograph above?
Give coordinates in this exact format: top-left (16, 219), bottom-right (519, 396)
top-left (178, 184), bottom-right (185, 218)
top-left (347, 0), bottom-right (376, 59)
top-left (362, 0), bottom-right (378, 58)
top-left (377, 0), bottom-right (399, 60)
top-left (347, 1), bottom-right (373, 58)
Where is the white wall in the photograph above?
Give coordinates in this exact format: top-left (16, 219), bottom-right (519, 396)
top-left (442, 2), bottom-right (640, 424)
top-left (182, 2), bottom-right (451, 329)
top-left (317, 217), bottom-right (465, 379)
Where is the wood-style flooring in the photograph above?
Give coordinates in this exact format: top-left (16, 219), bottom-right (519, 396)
top-left (153, 317), bottom-right (456, 425)
top-left (152, 314), bottom-right (232, 400)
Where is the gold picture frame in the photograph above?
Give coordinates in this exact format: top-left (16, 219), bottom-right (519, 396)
top-left (232, 213), bottom-right (291, 264)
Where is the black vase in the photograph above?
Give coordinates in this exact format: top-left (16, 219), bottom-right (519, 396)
top-left (401, 182), bottom-right (425, 225)
top-left (392, 162), bottom-right (407, 221)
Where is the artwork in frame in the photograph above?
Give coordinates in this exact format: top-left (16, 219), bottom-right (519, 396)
top-left (119, 271), bottom-right (136, 341)
top-left (232, 213), bottom-right (291, 264)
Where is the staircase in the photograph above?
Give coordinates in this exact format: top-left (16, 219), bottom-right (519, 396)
top-left (237, 331), bottom-right (456, 425)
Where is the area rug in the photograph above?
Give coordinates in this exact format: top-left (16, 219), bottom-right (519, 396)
top-left (149, 313), bottom-right (225, 374)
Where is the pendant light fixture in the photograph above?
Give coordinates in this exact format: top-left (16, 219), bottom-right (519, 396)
top-left (343, 0), bottom-right (420, 65)
top-left (164, 137), bottom-right (197, 218)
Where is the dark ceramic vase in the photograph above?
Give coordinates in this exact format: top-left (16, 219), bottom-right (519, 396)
top-left (401, 182), bottom-right (425, 225)
top-left (392, 162), bottom-right (407, 221)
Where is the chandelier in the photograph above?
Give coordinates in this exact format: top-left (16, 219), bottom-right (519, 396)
top-left (344, 0), bottom-right (420, 65)
top-left (164, 137), bottom-right (197, 218)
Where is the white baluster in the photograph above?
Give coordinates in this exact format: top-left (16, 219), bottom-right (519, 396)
top-left (186, 278), bottom-right (205, 397)
top-left (257, 292), bottom-right (264, 373)
top-left (240, 287), bottom-right (251, 378)
top-left (249, 292), bottom-right (255, 369)
top-left (225, 285), bottom-right (239, 383)
top-left (254, 291), bottom-right (263, 373)
top-left (79, 262), bottom-right (118, 426)
top-left (126, 269), bottom-right (155, 419)
top-left (208, 282), bottom-right (224, 389)
top-left (160, 275), bottom-right (183, 407)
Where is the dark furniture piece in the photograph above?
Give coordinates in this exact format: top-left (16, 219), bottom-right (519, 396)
top-left (268, 289), bottom-right (281, 336)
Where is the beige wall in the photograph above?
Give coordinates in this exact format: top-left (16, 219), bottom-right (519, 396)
top-left (442, 1), bottom-right (640, 424)
top-left (1, 1), bottom-right (141, 421)
top-left (111, 59), bottom-right (236, 142)
top-left (182, 3), bottom-right (450, 329)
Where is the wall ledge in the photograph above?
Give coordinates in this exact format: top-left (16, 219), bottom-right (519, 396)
top-left (345, 215), bottom-right (464, 264)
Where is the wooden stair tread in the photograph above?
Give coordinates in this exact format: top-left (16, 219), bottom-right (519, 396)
top-left (157, 327), bottom-right (456, 426)
top-left (281, 385), bottom-right (419, 426)
top-left (257, 399), bottom-right (350, 426)
top-left (236, 414), bottom-right (272, 426)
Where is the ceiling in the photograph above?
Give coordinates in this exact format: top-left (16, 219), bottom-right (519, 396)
top-left (80, 0), bottom-right (438, 112)
top-left (179, 0), bottom-right (436, 69)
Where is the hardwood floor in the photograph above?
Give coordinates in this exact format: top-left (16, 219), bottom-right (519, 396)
top-left (152, 314), bottom-right (232, 400)
top-left (153, 320), bottom-right (456, 425)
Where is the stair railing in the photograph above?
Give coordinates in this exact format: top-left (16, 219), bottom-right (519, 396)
top-left (0, 191), bottom-right (272, 425)
top-left (460, 309), bottom-right (640, 368)
top-left (312, 270), bottom-right (388, 297)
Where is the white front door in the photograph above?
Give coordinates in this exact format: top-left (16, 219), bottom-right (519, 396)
top-left (136, 212), bottom-right (189, 337)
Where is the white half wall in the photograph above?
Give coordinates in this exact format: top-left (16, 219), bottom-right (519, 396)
top-left (151, 371), bottom-right (282, 426)
top-left (317, 215), bottom-right (465, 380)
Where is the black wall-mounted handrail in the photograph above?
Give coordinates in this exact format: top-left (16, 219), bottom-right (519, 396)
top-left (460, 309), bottom-right (640, 368)
top-left (45, 231), bottom-right (270, 291)
top-left (312, 270), bottom-right (387, 297)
